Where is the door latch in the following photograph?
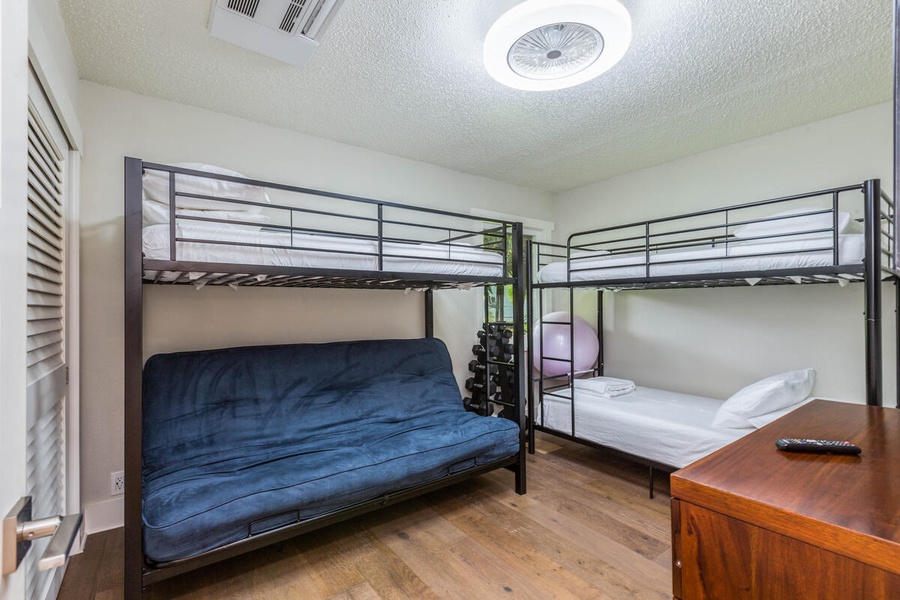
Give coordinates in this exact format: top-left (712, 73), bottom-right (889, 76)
top-left (2, 496), bottom-right (83, 575)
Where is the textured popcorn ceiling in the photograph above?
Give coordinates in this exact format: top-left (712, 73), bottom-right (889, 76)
top-left (58, 0), bottom-right (892, 192)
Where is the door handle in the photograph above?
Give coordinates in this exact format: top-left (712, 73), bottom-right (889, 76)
top-left (2, 496), bottom-right (83, 575)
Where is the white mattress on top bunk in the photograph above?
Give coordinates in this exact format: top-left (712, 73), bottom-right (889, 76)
top-left (539, 386), bottom-right (751, 468)
top-left (142, 222), bottom-right (504, 281)
top-left (537, 234), bottom-right (865, 284)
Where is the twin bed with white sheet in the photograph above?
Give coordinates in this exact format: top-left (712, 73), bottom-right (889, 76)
top-left (528, 180), bottom-right (899, 488)
top-left (534, 188), bottom-right (882, 289)
top-left (538, 372), bottom-right (814, 472)
top-left (142, 222), bottom-right (504, 282)
top-left (138, 162), bottom-right (506, 286)
top-left (536, 233), bottom-right (867, 285)
top-left (539, 384), bottom-right (746, 469)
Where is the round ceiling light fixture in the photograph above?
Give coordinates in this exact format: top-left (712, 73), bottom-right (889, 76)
top-left (484, 0), bottom-right (632, 91)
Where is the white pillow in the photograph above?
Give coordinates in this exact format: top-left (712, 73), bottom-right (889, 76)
top-left (712, 369), bottom-right (816, 429)
top-left (143, 163), bottom-right (269, 212)
top-left (142, 201), bottom-right (270, 229)
top-left (746, 397), bottom-right (815, 429)
top-left (733, 208), bottom-right (853, 240)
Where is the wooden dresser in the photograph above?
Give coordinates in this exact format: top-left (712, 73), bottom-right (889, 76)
top-left (670, 400), bottom-right (900, 599)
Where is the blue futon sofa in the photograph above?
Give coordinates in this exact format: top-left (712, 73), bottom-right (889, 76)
top-left (141, 338), bottom-right (520, 563)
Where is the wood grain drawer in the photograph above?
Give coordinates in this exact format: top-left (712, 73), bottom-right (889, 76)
top-left (673, 501), bottom-right (900, 600)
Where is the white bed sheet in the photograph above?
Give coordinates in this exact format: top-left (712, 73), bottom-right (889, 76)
top-left (537, 234), bottom-right (865, 284)
top-left (142, 222), bottom-right (504, 281)
top-left (539, 386), bottom-right (751, 468)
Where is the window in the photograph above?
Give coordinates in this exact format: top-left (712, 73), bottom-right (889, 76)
top-left (472, 208), bottom-right (553, 329)
top-left (483, 226), bottom-right (534, 323)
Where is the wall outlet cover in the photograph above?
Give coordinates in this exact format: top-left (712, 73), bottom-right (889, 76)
top-left (111, 471), bottom-right (125, 496)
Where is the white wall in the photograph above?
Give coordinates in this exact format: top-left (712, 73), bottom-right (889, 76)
top-left (78, 81), bottom-right (554, 529)
top-left (30, 0), bottom-right (80, 122)
top-left (553, 102), bottom-right (895, 404)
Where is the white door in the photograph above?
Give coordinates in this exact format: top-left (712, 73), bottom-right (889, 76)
top-left (0, 1), bottom-right (32, 597)
top-left (23, 70), bottom-right (71, 600)
top-left (0, 50), bottom-right (77, 600)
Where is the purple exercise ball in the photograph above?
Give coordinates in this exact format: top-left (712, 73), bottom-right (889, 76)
top-left (532, 311), bottom-right (599, 377)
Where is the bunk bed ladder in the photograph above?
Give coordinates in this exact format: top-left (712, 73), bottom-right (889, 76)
top-left (530, 284), bottom-right (577, 450)
top-left (525, 242), bottom-right (604, 457)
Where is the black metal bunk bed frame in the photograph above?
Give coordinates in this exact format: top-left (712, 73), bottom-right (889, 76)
top-left (526, 179), bottom-right (899, 493)
top-left (123, 157), bottom-right (527, 599)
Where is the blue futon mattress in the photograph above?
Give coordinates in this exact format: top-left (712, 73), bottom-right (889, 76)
top-left (141, 338), bottom-right (519, 563)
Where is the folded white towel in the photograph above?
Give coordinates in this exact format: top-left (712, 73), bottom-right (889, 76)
top-left (574, 376), bottom-right (636, 398)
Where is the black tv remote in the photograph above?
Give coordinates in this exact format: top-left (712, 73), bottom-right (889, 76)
top-left (775, 438), bottom-right (861, 455)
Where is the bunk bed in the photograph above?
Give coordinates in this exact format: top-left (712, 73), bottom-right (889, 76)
top-left (123, 158), bottom-right (527, 599)
top-left (527, 179), bottom-right (899, 494)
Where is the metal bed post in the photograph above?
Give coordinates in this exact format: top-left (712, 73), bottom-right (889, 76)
top-left (895, 0), bottom-right (900, 272)
top-left (377, 204), bottom-right (384, 272)
top-left (167, 171), bottom-right (176, 261)
top-left (832, 191), bottom-right (840, 266)
top-left (864, 179), bottom-right (883, 406)
top-left (526, 240), bottom-right (537, 454)
top-left (597, 290), bottom-right (604, 376)
top-left (424, 289), bottom-right (434, 338)
top-left (123, 157), bottom-right (145, 600)
top-left (537, 260), bottom-right (546, 446)
top-left (894, 0), bottom-right (900, 409)
top-left (569, 288), bottom-right (576, 439)
top-left (512, 223), bottom-right (527, 494)
top-left (482, 276), bottom-right (490, 327)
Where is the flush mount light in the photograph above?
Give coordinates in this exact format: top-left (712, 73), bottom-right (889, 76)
top-left (484, 0), bottom-right (632, 91)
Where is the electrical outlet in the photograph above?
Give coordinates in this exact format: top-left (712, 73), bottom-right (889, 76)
top-left (111, 471), bottom-right (125, 496)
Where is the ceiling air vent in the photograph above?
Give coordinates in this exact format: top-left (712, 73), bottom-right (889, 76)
top-left (227, 0), bottom-right (261, 18)
top-left (279, 0), bottom-right (307, 34)
top-left (209, 0), bottom-right (345, 66)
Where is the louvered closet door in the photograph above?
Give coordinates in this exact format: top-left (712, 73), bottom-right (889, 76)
top-left (24, 70), bottom-right (70, 600)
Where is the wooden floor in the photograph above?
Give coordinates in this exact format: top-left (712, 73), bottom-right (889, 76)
top-left (58, 433), bottom-right (673, 599)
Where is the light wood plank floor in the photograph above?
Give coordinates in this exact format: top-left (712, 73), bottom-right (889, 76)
top-left (58, 433), bottom-right (672, 599)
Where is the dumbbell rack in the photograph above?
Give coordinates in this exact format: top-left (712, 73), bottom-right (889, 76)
top-left (464, 322), bottom-right (517, 418)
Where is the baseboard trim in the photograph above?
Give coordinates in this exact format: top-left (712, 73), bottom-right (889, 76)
top-left (84, 497), bottom-right (123, 534)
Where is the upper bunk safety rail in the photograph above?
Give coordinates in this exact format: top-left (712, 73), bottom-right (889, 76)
top-left (533, 240), bottom-right (568, 271)
top-left (880, 187), bottom-right (898, 277)
top-left (131, 159), bottom-right (518, 287)
top-left (537, 180), bottom-right (895, 287)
